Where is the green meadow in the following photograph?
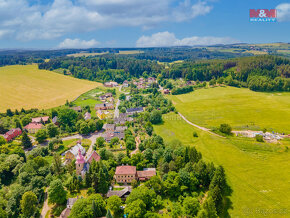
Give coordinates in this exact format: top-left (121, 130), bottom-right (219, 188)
top-left (167, 86), bottom-right (290, 133)
top-left (155, 114), bottom-right (290, 217)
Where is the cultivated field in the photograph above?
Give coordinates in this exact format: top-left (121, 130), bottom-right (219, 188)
top-left (155, 113), bottom-right (290, 217)
top-left (167, 86), bottom-right (290, 133)
top-left (0, 65), bottom-right (101, 112)
top-left (67, 52), bottom-right (109, 57)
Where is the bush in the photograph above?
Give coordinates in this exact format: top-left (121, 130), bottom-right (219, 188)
top-left (193, 131), bottom-right (198, 137)
top-left (219, 124), bottom-right (232, 135)
top-left (255, 134), bottom-right (264, 142)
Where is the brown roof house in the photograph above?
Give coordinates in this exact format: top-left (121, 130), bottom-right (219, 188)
top-left (137, 168), bottom-right (156, 181)
top-left (31, 116), bottom-right (50, 123)
top-left (115, 165), bottom-right (137, 184)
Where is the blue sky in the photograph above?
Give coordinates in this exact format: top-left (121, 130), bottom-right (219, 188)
top-left (0, 0), bottom-right (289, 49)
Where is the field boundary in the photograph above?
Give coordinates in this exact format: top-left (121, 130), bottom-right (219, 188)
top-left (178, 112), bottom-right (225, 138)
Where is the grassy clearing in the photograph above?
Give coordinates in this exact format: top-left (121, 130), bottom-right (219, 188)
top-left (244, 50), bottom-right (268, 55)
top-left (167, 86), bottom-right (290, 133)
top-left (0, 65), bottom-right (101, 112)
top-left (154, 114), bottom-right (290, 217)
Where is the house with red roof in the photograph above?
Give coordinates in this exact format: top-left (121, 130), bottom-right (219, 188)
top-left (24, 122), bottom-right (44, 133)
top-left (137, 168), bottom-right (156, 181)
top-left (115, 165), bottom-right (137, 184)
top-left (3, 128), bottom-right (22, 142)
top-left (31, 116), bottom-right (50, 123)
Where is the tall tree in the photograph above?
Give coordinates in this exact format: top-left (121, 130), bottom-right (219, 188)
top-left (48, 179), bottom-right (67, 205)
top-left (21, 131), bottom-right (32, 149)
top-left (20, 191), bottom-right (38, 218)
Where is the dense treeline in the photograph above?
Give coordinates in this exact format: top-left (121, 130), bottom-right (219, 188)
top-left (39, 56), bottom-right (163, 83)
top-left (171, 86), bottom-right (194, 95)
top-left (163, 55), bottom-right (290, 92)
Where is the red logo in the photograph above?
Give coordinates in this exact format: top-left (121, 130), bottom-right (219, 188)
top-left (250, 9), bottom-right (277, 18)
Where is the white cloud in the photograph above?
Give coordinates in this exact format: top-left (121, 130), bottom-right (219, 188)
top-left (136, 31), bottom-right (239, 47)
top-left (0, 0), bottom-right (215, 41)
top-left (58, 38), bottom-right (100, 49)
top-left (276, 3), bottom-right (290, 22)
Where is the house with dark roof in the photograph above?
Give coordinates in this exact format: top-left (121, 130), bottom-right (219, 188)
top-left (106, 186), bottom-right (132, 200)
top-left (3, 128), bottom-right (22, 141)
top-left (126, 107), bottom-right (144, 115)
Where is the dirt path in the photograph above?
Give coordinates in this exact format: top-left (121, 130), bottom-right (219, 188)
top-left (178, 112), bottom-right (225, 138)
top-left (131, 136), bottom-right (141, 155)
top-left (40, 189), bottom-right (49, 218)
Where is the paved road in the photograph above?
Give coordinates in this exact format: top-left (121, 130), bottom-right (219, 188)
top-left (178, 112), bottom-right (225, 138)
top-left (114, 99), bottom-right (120, 119)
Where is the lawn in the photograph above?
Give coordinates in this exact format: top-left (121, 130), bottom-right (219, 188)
top-left (167, 86), bottom-right (290, 133)
top-left (154, 114), bottom-right (290, 217)
top-left (0, 65), bottom-right (101, 112)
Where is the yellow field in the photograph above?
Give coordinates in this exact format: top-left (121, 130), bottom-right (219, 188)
top-left (117, 50), bottom-right (144, 55)
top-left (0, 65), bottom-right (101, 112)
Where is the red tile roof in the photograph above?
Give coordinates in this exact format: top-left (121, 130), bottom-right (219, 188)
top-left (115, 165), bottom-right (136, 175)
top-left (86, 151), bottom-right (101, 163)
top-left (31, 116), bottom-right (49, 123)
top-left (24, 122), bottom-right (44, 130)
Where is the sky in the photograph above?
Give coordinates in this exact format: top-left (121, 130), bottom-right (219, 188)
top-left (0, 0), bottom-right (289, 49)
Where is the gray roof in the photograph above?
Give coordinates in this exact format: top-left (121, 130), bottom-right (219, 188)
top-left (106, 186), bottom-right (132, 198)
top-left (115, 126), bottom-right (127, 132)
top-left (66, 143), bottom-right (85, 157)
top-left (103, 124), bottom-right (116, 130)
top-left (126, 107), bottom-right (143, 113)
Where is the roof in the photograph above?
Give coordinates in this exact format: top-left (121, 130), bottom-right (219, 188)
top-left (86, 150), bottom-right (101, 163)
top-left (84, 112), bottom-right (91, 120)
top-left (60, 208), bottom-right (71, 218)
top-left (71, 106), bottom-right (82, 111)
top-left (103, 124), bottom-right (115, 130)
top-left (107, 186), bottom-right (132, 198)
top-left (66, 143), bottom-right (85, 157)
top-left (76, 149), bottom-right (85, 164)
top-left (137, 168), bottom-right (156, 178)
top-left (52, 116), bottom-right (58, 123)
top-left (115, 165), bottom-right (136, 175)
top-left (115, 126), bottom-right (127, 132)
top-left (95, 103), bottom-right (106, 108)
top-left (24, 122), bottom-right (44, 130)
top-left (67, 198), bottom-right (77, 207)
top-left (4, 128), bottom-right (21, 137)
top-left (31, 116), bottom-right (49, 123)
top-left (126, 107), bottom-right (143, 113)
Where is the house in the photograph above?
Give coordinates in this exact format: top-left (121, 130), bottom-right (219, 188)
top-left (71, 106), bottom-right (82, 112)
top-left (64, 143), bottom-right (86, 163)
top-left (106, 186), bottom-right (132, 200)
top-left (96, 110), bottom-right (106, 120)
top-left (24, 122), bottom-right (44, 133)
top-left (60, 198), bottom-right (78, 218)
top-left (105, 93), bottom-right (113, 98)
top-left (3, 128), bottom-right (22, 141)
top-left (115, 126), bottom-right (127, 133)
top-left (163, 89), bottom-right (170, 94)
top-left (103, 124), bottom-right (116, 131)
top-left (103, 131), bottom-right (125, 143)
top-left (126, 107), bottom-right (144, 115)
top-left (148, 77), bottom-right (156, 83)
top-left (31, 116), bottom-right (50, 124)
top-left (115, 165), bottom-right (137, 184)
top-left (84, 112), bottom-right (91, 120)
top-left (137, 168), bottom-right (156, 181)
top-left (76, 150), bottom-right (101, 178)
top-left (95, 103), bottom-right (114, 110)
top-left (104, 81), bottom-right (118, 87)
top-left (52, 116), bottom-right (59, 126)
top-left (114, 113), bottom-right (133, 125)
top-left (123, 80), bottom-right (129, 87)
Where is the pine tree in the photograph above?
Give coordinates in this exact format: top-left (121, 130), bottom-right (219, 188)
top-left (22, 131), bottom-right (32, 149)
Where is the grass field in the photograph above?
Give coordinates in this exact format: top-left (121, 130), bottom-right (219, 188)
top-left (167, 86), bottom-right (290, 133)
top-left (117, 50), bottom-right (144, 55)
top-left (155, 114), bottom-right (290, 217)
top-left (0, 65), bottom-right (101, 112)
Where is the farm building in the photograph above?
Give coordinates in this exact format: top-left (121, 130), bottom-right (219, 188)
top-left (3, 128), bottom-right (22, 141)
